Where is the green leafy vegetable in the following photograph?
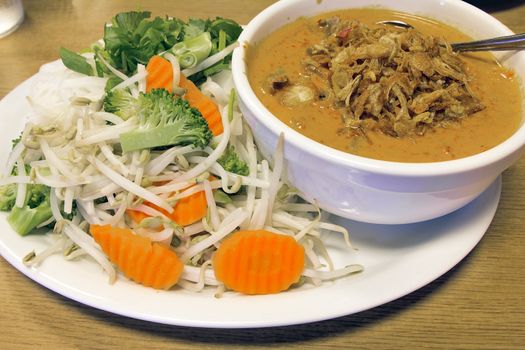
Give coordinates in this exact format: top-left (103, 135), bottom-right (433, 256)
top-left (209, 18), bottom-right (243, 43)
top-left (218, 145), bottom-right (249, 176)
top-left (59, 47), bottom-right (95, 76)
top-left (183, 18), bottom-right (211, 39)
top-left (103, 11), bottom-right (184, 75)
top-left (60, 12), bottom-right (242, 81)
top-left (91, 43), bottom-right (113, 77)
top-left (117, 88), bottom-right (213, 152)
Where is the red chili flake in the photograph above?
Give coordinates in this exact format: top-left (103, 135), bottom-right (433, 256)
top-left (336, 28), bottom-right (351, 39)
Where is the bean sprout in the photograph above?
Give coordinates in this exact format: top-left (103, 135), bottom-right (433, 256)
top-left (3, 52), bottom-right (362, 296)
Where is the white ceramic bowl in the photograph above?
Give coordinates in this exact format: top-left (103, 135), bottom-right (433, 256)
top-left (232, 0), bottom-right (525, 224)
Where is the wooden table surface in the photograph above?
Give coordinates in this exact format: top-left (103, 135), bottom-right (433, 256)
top-left (1, 1), bottom-right (524, 349)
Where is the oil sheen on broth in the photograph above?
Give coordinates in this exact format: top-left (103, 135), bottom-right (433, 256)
top-left (246, 9), bottom-right (523, 162)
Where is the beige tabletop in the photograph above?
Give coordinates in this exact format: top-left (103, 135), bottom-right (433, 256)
top-left (1, 1), bottom-right (524, 349)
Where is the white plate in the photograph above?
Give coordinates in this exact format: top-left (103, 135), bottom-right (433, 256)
top-left (0, 72), bottom-right (501, 328)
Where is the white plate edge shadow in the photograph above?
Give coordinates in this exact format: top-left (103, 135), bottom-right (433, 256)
top-left (0, 69), bottom-right (502, 329)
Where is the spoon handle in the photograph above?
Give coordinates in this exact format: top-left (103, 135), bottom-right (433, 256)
top-left (451, 33), bottom-right (525, 52)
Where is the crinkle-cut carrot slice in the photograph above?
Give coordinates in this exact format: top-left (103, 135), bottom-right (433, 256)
top-left (126, 209), bottom-right (150, 224)
top-left (212, 230), bottom-right (305, 295)
top-left (127, 185), bottom-right (208, 227)
top-left (164, 189), bottom-right (207, 226)
top-left (90, 224), bottom-right (183, 290)
top-left (179, 74), bottom-right (223, 136)
top-left (146, 55), bottom-right (173, 93)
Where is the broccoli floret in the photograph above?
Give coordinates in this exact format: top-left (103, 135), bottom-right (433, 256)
top-left (0, 183), bottom-right (51, 214)
top-left (0, 184), bottom-right (17, 211)
top-left (6, 184), bottom-right (52, 236)
top-left (0, 162), bottom-right (74, 235)
top-left (103, 88), bottom-right (140, 120)
top-left (0, 162), bottom-right (33, 211)
top-left (119, 88), bottom-right (213, 152)
top-left (218, 145), bottom-right (249, 176)
top-left (26, 183), bottom-right (50, 208)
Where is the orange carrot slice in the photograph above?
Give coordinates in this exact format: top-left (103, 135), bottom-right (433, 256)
top-left (212, 230), bottom-right (305, 295)
top-left (143, 189), bottom-right (208, 227)
top-left (146, 55), bottom-right (173, 93)
top-left (179, 74), bottom-right (224, 136)
top-left (126, 209), bottom-right (150, 224)
top-left (90, 224), bottom-right (184, 290)
top-left (127, 183), bottom-right (209, 227)
top-left (164, 189), bottom-right (207, 226)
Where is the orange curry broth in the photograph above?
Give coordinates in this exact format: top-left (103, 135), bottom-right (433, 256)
top-left (246, 9), bottom-right (523, 162)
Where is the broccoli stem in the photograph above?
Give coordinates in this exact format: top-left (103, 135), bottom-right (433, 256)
top-left (120, 119), bottom-right (202, 152)
top-left (7, 204), bottom-right (53, 236)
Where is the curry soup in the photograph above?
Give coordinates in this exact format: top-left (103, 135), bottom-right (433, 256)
top-left (247, 9), bottom-right (523, 162)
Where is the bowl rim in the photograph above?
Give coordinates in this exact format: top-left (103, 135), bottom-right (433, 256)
top-left (232, 0), bottom-right (525, 177)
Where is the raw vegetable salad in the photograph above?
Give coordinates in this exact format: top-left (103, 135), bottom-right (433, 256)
top-left (0, 11), bottom-right (362, 295)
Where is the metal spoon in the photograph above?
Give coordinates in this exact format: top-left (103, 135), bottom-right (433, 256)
top-left (377, 20), bottom-right (525, 52)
